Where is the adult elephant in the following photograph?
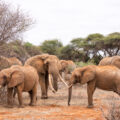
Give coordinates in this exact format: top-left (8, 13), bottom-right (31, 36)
top-left (99, 56), bottom-right (120, 68)
top-left (68, 65), bottom-right (120, 108)
top-left (0, 65), bottom-right (39, 107)
top-left (25, 54), bottom-right (68, 99)
top-left (60, 60), bottom-right (76, 80)
top-left (0, 56), bottom-right (22, 70)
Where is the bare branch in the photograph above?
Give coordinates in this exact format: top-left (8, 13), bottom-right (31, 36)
top-left (0, 1), bottom-right (34, 44)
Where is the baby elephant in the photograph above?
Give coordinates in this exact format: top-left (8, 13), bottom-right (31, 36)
top-left (0, 65), bottom-right (39, 108)
top-left (68, 65), bottom-right (120, 108)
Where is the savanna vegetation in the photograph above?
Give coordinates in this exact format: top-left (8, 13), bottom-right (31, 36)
top-left (1, 32), bottom-right (120, 64)
top-left (1, 1), bottom-right (120, 120)
top-left (0, 1), bottom-right (120, 65)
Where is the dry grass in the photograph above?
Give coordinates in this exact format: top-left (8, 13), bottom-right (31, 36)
top-left (101, 95), bottom-right (120, 120)
top-left (0, 82), bottom-right (120, 120)
top-left (0, 87), bottom-right (7, 104)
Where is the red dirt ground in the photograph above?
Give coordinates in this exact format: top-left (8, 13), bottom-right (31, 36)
top-left (0, 82), bottom-right (119, 120)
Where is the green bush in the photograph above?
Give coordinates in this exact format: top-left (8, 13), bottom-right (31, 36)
top-left (75, 61), bottom-right (95, 67)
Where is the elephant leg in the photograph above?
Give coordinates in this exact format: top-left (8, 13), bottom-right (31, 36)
top-left (30, 84), bottom-right (37, 106)
top-left (87, 81), bottom-right (96, 108)
top-left (45, 73), bottom-right (49, 96)
top-left (29, 90), bottom-right (32, 105)
top-left (115, 85), bottom-right (120, 95)
top-left (7, 88), bottom-right (13, 107)
top-left (17, 86), bottom-right (24, 108)
top-left (39, 74), bottom-right (48, 99)
top-left (13, 87), bottom-right (17, 98)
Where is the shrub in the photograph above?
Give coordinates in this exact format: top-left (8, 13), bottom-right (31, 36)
top-left (0, 87), bottom-right (7, 104)
top-left (101, 96), bottom-right (120, 120)
top-left (75, 61), bottom-right (95, 67)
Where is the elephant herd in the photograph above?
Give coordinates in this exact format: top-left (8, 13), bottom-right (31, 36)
top-left (0, 54), bottom-right (75, 107)
top-left (0, 55), bottom-right (120, 108)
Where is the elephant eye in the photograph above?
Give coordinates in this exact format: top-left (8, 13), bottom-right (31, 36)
top-left (3, 75), bottom-right (7, 80)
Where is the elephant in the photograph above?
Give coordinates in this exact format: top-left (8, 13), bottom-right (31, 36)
top-left (25, 54), bottom-right (68, 99)
top-left (0, 65), bottom-right (39, 107)
top-left (60, 60), bottom-right (76, 81)
top-left (99, 56), bottom-right (120, 69)
top-left (0, 56), bottom-right (22, 99)
top-left (68, 65), bottom-right (120, 108)
top-left (0, 56), bottom-right (22, 70)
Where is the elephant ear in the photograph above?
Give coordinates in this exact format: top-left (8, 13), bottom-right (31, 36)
top-left (81, 67), bottom-right (95, 84)
top-left (40, 54), bottom-right (49, 60)
top-left (8, 70), bottom-right (24, 88)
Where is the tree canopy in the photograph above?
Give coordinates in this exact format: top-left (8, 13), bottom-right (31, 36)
top-left (0, 1), bottom-right (120, 64)
top-left (0, 1), bottom-right (33, 45)
top-left (40, 39), bottom-right (63, 56)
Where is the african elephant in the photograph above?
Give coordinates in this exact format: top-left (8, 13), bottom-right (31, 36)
top-left (99, 56), bottom-right (120, 69)
top-left (68, 65), bottom-right (120, 108)
top-left (0, 56), bottom-right (22, 70)
top-left (0, 65), bottom-right (39, 107)
top-left (60, 60), bottom-right (76, 81)
top-left (0, 56), bottom-right (22, 98)
top-left (25, 54), bottom-right (68, 99)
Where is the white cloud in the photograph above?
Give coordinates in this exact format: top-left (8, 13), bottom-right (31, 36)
top-left (4, 0), bottom-right (120, 45)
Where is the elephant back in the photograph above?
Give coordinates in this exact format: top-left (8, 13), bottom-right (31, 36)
top-left (8, 57), bottom-right (22, 66)
top-left (111, 56), bottom-right (120, 69)
top-left (0, 56), bottom-right (10, 70)
top-left (0, 56), bottom-right (22, 71)
top-left (99, 57), bottom-right (113, 66)
top-left (24, 55), bottom-right (47, 74)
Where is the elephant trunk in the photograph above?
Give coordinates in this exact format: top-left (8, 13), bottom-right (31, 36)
top-left (52, 73), bottom-right (58, 91)
top-left (68, 85), bottom-right (72, 106)
top-left (51, 73), bottom-right (69, 91)
top-left (49, 65), bottom-right (69, 91)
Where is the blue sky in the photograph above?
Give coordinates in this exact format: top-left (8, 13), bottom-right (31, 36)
top-left (4, 0), bottom-right (120, 45)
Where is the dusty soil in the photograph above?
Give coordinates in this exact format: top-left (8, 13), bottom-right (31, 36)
top-left (0, 82), bottom-right (119, 120)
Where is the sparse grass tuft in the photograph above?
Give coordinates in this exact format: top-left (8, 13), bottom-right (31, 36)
top-left (101, 96), bottom-right (120, 120)
top-left (0, 87), bottom-right (7, 104)
top-left (75, 61), bottom-right (95, 67)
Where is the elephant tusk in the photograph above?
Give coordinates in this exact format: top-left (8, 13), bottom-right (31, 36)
top-left (58, 74), bottom-right (69, 88)
top-left (68, 84), bottom-right (73, 88)
top-left (49, 74), bottom-right (56, 93)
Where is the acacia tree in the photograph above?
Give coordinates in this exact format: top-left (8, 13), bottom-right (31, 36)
top-left (70, 38), bottom-right (90, 62)
top-left (60, 44), bottom-right (75, 60)
top-left (70, 33), bottom-right (120, 63)
top-left (0, 1), bottom-right (33, 45)
top-left (102, 32), bottom-right (120, 56)
top-left (24, 42), bottom-right (41, 56)
top-left (40, 39), bottom-right (63, 56)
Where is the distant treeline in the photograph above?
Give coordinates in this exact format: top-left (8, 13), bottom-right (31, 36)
top-left (0, 1), bottom-right (120, 64)
top-left (0, 32), bottom-right (120, 64)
